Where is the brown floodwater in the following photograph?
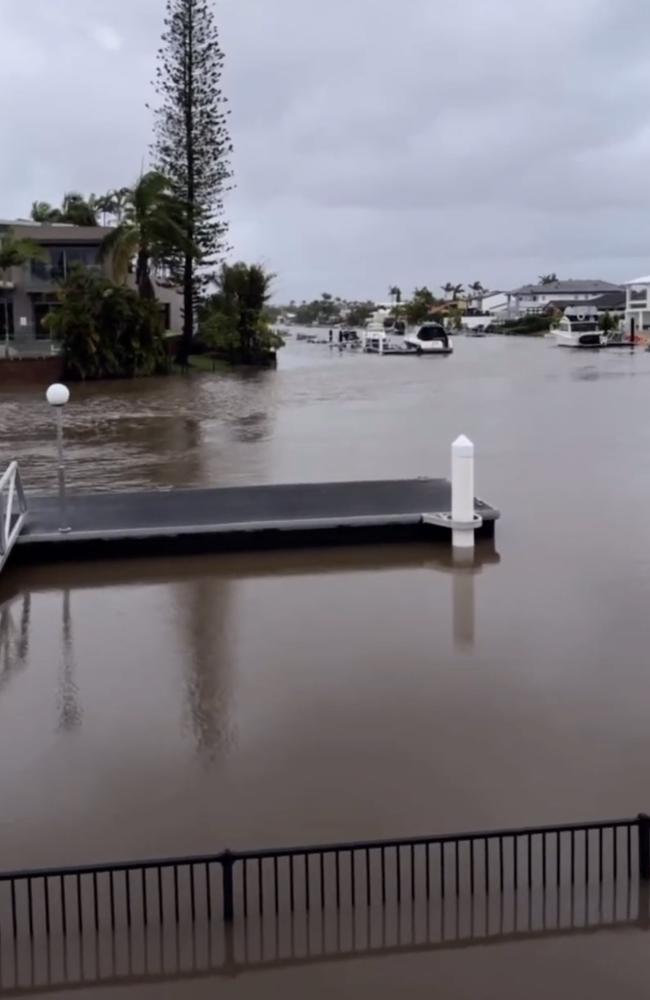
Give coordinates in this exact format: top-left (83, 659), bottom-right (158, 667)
top-left (2, 334), bottom-right (650, 997)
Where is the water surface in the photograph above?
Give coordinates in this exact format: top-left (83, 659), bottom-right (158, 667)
top-left (1, 335), bottom-right (650, 996)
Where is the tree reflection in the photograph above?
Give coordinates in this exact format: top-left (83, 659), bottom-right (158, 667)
top-left (57, 589), bottom-right (82, 731)
top-left (0, 592), bottom-right (31, 692)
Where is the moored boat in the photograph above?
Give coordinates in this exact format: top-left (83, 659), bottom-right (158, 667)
top-left (554, 307), bottom-right (605, 348)
top-left (404, 323), bottom-right (453, 355)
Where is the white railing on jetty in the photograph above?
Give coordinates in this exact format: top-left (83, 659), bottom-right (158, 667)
top-left (0, 462), bottom-right (27, 572)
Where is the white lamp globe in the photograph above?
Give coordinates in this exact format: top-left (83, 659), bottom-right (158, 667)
top-left (46, 384), bottom-right (70, 407)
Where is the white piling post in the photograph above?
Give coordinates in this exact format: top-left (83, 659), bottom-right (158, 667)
top-left (451, 434), bottom-right (475, 549)
top-left (46, 383), bottom-right (71, 534)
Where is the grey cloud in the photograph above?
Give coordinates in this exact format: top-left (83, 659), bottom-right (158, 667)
top-left (3, 0), bottom-right (650, 299)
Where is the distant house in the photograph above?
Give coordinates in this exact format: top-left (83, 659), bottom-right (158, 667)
top-left (475, 291), bottom-right (509, 315)
top-left (0, 219), bottom-right (182, 356)
top-left (507, 280), bottom-right (624, 317)
top-left (431, 291), bottom-right (510, 330)
top-left (483, 292), bottom-right (508, 315)
top-left (623, 275), bottom-right (650, 338)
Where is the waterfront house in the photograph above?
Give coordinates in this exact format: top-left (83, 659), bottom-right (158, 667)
top-left (623, 275), bottom-right (650, 339)
top-left (0, 219), bottom-right (181, 356)
top-left (545, 290), bottom-right (625, 319)
top-left (507, 279), bottom-right (624, 318)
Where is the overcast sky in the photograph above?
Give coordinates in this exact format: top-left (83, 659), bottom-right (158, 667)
top-left (3, 0), bottom-right (650, 300)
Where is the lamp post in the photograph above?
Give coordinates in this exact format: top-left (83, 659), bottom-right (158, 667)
top-left (46, 383), bottom-right (71, 533)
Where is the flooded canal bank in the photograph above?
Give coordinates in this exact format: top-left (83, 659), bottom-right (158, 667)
top-left (2, 335), bottom-right (650, 995)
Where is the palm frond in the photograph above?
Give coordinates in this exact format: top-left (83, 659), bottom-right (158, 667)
top-left (100, 224), bottom-right (139, 283)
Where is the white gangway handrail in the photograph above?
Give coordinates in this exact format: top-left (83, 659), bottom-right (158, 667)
top-left (0, 462), bottom-right (28, 572)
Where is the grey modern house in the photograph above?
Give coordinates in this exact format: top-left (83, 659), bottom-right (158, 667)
top-left (0, 219), bottom-right (182, 356)
top-left (506, 279), bottom-right (624, 317)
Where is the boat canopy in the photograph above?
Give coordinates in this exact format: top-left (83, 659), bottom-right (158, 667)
top-left (417, 324), bottom-right (449, 347)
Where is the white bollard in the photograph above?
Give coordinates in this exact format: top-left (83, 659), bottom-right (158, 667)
top-left (451, 434), bottom-right (475, 549)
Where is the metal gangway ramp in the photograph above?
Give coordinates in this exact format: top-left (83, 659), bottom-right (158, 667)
top-left (0, 463), bottom-right (27, 573)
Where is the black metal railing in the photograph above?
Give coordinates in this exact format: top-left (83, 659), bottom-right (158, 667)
top-left (0, 814), bottom-right (648, 942)
top-left (0, 815), bottom-right (649, 994)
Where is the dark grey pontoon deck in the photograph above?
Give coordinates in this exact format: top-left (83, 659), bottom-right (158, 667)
top-left (14, 479), bottom-right (498, 562)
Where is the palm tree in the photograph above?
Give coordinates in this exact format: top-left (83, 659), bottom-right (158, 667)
top-left (31, 201), bottom-right (62, 223)
top-left (442, 282), bottom-right (464, 301)
top-left (538, 273), bottom-right (558, 285)
top-left (114, 188), bottom-right (132, 223)
top-left (0, 230), bottom-right (47, 357)
top-left (389, 285), bottom-right (402, 305)
top-left (96, 187), bottom-right (131, 225)
top-left (60, 192), bottom-right (98, 227)
top-left (30, 193), bottom-right (98, 226)
top-left (99, 171), bottom-right (191, 299)
top-left (468, 281), bottom-right (486, 309)
top-left (94, 193), bottom-right (117, 226)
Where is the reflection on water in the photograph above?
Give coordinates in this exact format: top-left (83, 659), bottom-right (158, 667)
top-left (0, 594), bottom-right (30, 693)
top-left (452, 561), bottom-right (475, 648)
top-left (0, 541), bottom-right (497, 752)
top-left (0, 880), bottom-right (646, 996)
top-left (57, 591), bottom-right (81, 732)
top-left (179, 575), bottom-right (234, 760)
top-left (0, 541), bottom-right (504, 875)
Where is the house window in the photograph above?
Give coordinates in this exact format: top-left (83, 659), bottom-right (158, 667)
top-left (31, 244), bottom-right (100, 281)
top-left (33, 299), bottom-right (59, 338)
top-left (31, 258), bottom-right (51, 281)
top-left (50, 248), bottom-right (66, 279)
top-left (0, 302), bottom-right (14, 339)
top-left (32, 248), bottom-right (65, 281)
top-left (65, 245), bottom-right (99, 268)
top-left (629, 288), bottom-right (647, 308)
top-left (159, 303), bottom-right (171, 329)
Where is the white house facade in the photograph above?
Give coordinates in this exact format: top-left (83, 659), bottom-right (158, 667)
top-left (462, 291), bottom-right (509, 314)
top-left (623, 275), bottom-right (650, 337)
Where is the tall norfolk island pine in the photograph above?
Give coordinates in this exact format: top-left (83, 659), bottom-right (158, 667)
top-left (153, 0), bottom-right (233, 360)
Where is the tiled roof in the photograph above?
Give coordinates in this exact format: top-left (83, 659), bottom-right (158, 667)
top-left (511, 280), bottom-right (623, 295)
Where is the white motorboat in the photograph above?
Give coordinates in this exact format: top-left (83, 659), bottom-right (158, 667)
top-left (362, 313), bottom-right (453, 356)
top-left (554, 307), bottom-right (605, 348)
top-left (363, 311), bottom-right (391, 352)
top-left (404, 323), bottom-right (453, 355)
